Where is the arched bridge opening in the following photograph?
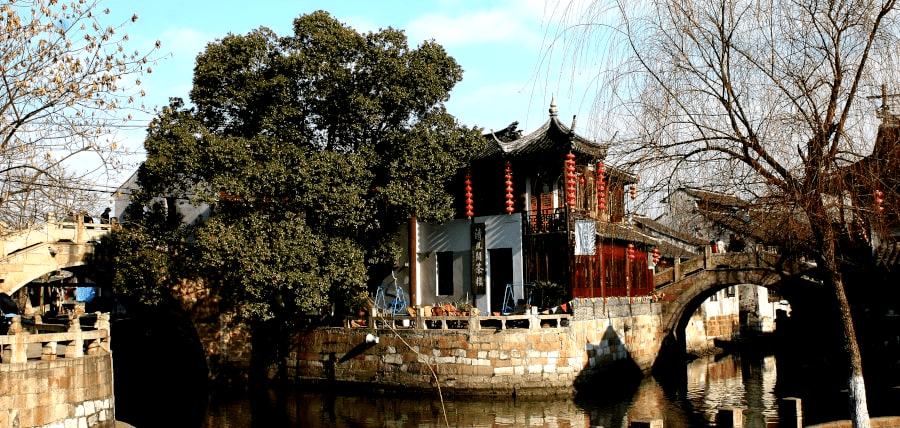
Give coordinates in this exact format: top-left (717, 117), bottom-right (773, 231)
top-left (652, 256), bottom-right (823, 372)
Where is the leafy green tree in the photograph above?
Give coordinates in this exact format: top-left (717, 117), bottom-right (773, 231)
top-left (131, 11), bottom-right (482, 323)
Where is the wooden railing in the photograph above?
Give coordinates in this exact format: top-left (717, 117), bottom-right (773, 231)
top-left (525, 208), bottom-right (570, 234)
top-left (0, 313), bottom-right (111, 364)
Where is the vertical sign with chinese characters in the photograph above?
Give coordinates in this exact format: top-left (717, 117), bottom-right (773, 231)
top-left (471, 222), bottom-right (486, 295)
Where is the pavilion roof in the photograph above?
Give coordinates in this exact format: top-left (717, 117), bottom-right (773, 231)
top-left (479, 99), bottom-right (608, 160)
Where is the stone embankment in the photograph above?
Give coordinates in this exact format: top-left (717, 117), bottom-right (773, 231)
top-left (287, 297), bottom-right (664, 394)
top-left (0, 313), bottom-right (116, 428)
top-left (808, 418), bottom-right (900, 428)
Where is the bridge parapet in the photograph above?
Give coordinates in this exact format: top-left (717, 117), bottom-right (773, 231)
top-left (0, 216), bottom-right (113, 295)
top-left (654, 249), bottom-right (783, 288)
top-left (0, 216), bottom-right (111, 259)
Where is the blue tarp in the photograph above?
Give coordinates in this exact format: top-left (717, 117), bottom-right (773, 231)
top-left (75, 287), bottom-right (96, 302)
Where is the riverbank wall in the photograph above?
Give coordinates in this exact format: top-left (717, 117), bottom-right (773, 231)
top-left (286, 297), bottom-right (666, 394)
top-left (0, 315), bottom-right (115, 428)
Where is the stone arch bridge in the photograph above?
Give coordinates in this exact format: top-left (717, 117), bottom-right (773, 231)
top-left (0, 217), bottom-right (110, 296)
top-left (651, 250), bottom-right (815, 362)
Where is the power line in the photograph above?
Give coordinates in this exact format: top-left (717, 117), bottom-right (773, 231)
top-left (0, 177), bottom-right (133, 194)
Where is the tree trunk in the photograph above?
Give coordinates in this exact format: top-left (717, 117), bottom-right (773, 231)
top-left (823, 238), bottom-right (871, 428)
top-left (834, 275), bottom-right (870, 428)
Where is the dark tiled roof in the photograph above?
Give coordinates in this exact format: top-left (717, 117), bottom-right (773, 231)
top-left (632, 215), bottom-right (707, 246)
top-left (594, 221), bottom-right (698, 259)
top-left (479, 102), bottom-right (608, 160)
top-left (676, 187), bottom-right (748, 208)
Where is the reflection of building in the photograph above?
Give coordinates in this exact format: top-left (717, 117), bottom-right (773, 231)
top-left (684, 353), bottom-right (779, 425)
top-left (392, 100), bottom-right (669, 315)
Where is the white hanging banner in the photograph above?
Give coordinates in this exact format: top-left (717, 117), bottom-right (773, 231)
top-left (574, 220), bottom-right (596, 255)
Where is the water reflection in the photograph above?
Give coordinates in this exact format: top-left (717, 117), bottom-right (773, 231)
top-left (682, 353), bottom-right (779, 427)
top-left (193, 353), bottom-right (785, 428)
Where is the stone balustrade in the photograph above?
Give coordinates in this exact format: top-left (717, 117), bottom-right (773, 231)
top-left (0, 312), bottom-right (115, 428)
top-left (1, 313), bottom-right (111, 364)
top-left (351, 312), bottom-right (571, 332)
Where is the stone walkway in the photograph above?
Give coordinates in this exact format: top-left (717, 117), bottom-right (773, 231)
top-left (808, 416), bottom-right (900, 427)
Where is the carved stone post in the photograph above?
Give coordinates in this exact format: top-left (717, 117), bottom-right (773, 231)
top-left (66, 313), bottom-right (83, 358)
top-left (9, 316), bottom-right (27, 364)
top-left (779, 398), bottom-right (802, 428)
top-left (94, 312), bottom-right (111, 353)
top-left (416, 307), bottom-right (426, 330)
top-left (76, 214), bottom-right (85, 244)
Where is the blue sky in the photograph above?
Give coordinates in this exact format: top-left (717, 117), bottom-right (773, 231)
top-left (99, 0), bottom-right (601, 187)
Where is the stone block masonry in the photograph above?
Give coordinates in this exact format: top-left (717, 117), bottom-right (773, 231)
top-left (0, 355), bottom-right (115, 428)
top-left (286, 298), bottom-right (666, 395)
top-left (0, 315), bottom-right (116, 428)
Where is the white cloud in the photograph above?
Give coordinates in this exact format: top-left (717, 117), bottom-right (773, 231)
top-left (406, 4), bottom-right (545, 49)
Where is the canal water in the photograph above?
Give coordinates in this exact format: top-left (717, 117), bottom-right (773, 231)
top-left (109, 309), bottom-right (899, 428)
top-left (173, 351), bottom-right (896, 428)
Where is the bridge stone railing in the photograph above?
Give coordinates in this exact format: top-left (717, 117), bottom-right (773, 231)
top-left (349, 310), bottom-right (571, 333)
top-left (0, 215), bottom-right (112, 295)
top-left (0, 216), bottom-right (112, 258)
top-left (654, 248), bottom-right (783, 288)
top-left (0, 313), bottom-right (111, 364)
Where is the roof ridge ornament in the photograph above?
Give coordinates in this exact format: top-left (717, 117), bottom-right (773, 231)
top-left (549, 97), bottom-right (558, 117)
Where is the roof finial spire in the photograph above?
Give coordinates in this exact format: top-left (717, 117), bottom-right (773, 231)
top-left (549, 97), bottom-right (558, 117)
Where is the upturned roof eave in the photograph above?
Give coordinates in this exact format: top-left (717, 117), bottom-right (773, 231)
top-left (477, 115), bottom-right (609, 160)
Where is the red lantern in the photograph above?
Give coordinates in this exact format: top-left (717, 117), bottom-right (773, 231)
top-left (875, 190), bottom-right (885, 213)
top-left (652, 248), bottom-right (660, 264)
top-left (627, 244), bottom-right (635, 260)
top-left (465, 169), bottom-right (474, 218)
top-left (629, 185), bottom-right (636, 200)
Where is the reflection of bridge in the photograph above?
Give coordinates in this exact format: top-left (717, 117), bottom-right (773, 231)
top-left (0, 218), bottom-right (110, 295)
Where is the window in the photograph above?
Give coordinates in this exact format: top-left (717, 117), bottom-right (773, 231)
top-left (437, 251), bottom-right (454, 296)
top-left (726, 286), bottom-right (736, 297)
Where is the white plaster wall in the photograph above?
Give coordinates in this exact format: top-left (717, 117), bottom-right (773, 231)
top-left (415, 214), bottom-right (524, 315)
top-left (113, 170), bottom-right (210, 225)
top-left (702, 290), bottom-right (740, 318)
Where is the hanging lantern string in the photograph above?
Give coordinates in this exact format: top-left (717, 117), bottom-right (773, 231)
top-left (505, 161), bottom-right (514, 214)
top-left (566, 153), bottom-right (577, 207)
top-left (465, 169), bottom-right (474, 218)
top-left (597, 161), bottom-right (606, 212)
